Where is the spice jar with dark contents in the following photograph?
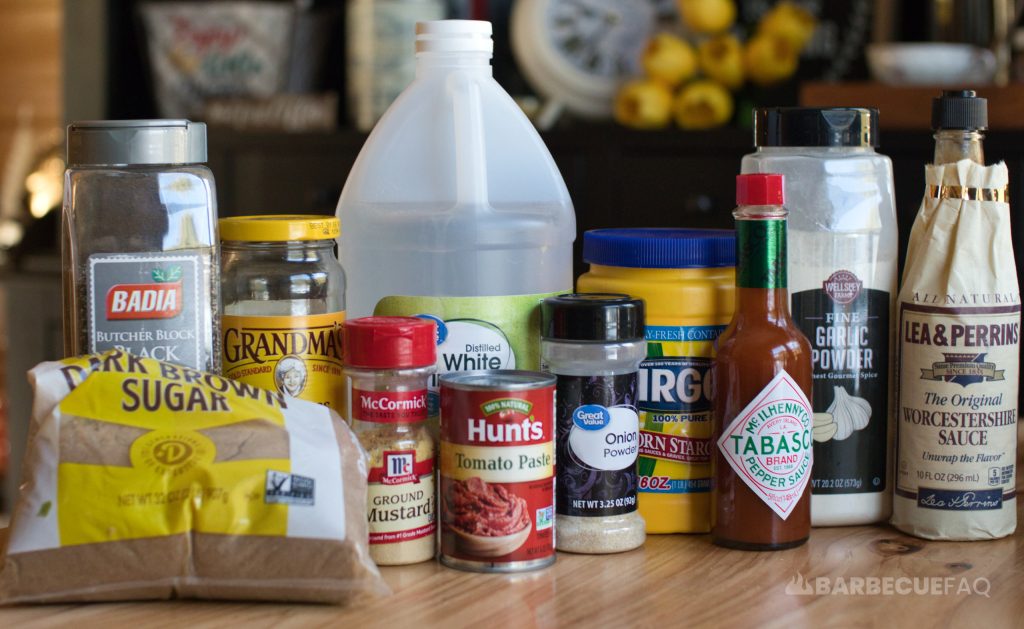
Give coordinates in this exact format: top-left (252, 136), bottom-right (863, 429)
top-left (541, 293), bottom-right (647, 553)
top-left (712, 174), bottom-right (813, 550)
top-left (62, 120), bottom-right (220, 372)
top-left (344, 316), bottom-right (437, 565)
top-left (440, 371), bottom-right (556, 572)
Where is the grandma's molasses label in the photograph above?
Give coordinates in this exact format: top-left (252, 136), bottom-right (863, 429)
top-left (222, 312), bottom-right (345, 408)
top-left (88, 252), bottom-right (204, 369)
top-left (717, 371), bottom-right (813, 520)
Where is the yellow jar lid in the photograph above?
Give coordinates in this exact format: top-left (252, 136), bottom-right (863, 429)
top-left (219, 215), bottom-right (340, 242)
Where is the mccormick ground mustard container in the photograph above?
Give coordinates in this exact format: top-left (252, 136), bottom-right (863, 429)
top-left (220, 215), bottom-right (346, 408)
top-left (577, 229), bottom-right (735, 534)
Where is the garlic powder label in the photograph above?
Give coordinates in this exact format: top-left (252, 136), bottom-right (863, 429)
top-left (717, 371), bottom-right (813, 520)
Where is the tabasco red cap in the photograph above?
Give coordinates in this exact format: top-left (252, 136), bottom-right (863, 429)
top-left (343, 316), bottom-right (437, 369)
top-left (736, 173), bottom-right (784, 206)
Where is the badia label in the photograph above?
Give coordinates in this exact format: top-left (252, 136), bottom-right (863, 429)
top-left (792, 270), bottom-right (890, 495)
top-left (717, 370), bottom-right (813, 520)
top-left (89, 252), bottom-right (204, 368)
top-left (221, 312), bottom-right (345, 408)
top-left (555, 374), bottom-right (640, 517)
top-left (896, 297), bottom-right (1020, 512)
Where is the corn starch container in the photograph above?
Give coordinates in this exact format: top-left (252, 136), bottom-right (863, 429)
top-left (577, 229), bottom-right (735, 533)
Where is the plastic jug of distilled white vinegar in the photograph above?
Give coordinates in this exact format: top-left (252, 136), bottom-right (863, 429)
top-left (336, 20), bottom-right (576, 411)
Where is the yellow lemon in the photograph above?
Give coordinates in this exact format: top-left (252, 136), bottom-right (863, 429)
top-left (698, 34), bottom-right (745, 90)
top-left (614, 80), bottom-right (674, 130)
top-left (673, 80), bottom-right (734, 130)
top-left (759, 1), bottom-right (817, 51)
top-left (744, 34), bottom-right (799, 86)
top-left (642, 33), bottom-right (699, 88)
top-left (678, 0), bottom-right (737, 35)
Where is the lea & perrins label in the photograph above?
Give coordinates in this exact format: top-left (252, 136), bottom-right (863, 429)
top-left (439, 371), bottom-right (555, 572)
top-left (221, 312), bottom-right (345, 408)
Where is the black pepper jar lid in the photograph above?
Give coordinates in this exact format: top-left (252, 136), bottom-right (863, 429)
top-left (932, 90), bottom-right (988, 131)
top-left (754, 107), bottom-right (879, 148)
top-left (541, 293), bottom-right (645, 342)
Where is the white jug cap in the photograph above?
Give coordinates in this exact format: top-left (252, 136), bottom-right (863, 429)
top-left (416, 20), bottom-right (493, 54)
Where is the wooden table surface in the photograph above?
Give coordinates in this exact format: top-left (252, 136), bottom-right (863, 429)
top-left (3, 435), bottom-right (1022, 628)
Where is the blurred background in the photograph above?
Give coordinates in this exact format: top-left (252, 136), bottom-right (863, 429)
top-left (0, 0), bottom-right (1022, 508)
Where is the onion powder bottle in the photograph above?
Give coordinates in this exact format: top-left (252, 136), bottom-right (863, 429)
top-left (541, 293), bottom-right (647, 553)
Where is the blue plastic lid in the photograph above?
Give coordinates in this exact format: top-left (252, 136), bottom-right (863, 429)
top-left (583, 228), bottom-right (736, 269)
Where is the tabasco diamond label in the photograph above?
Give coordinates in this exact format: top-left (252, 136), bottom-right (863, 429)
top-left (717, 371), bottom-right (813, 520)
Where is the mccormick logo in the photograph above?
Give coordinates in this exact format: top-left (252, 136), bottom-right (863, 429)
top-left (382, 450), bottom-right (420, 485)
top-left (106, 266), bottom-right (183, 321)
top-left (823, 270), bottom-right (862, 304)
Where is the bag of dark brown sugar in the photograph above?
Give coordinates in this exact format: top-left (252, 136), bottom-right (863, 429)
top-left (0, 350), bottom-right (389, 604)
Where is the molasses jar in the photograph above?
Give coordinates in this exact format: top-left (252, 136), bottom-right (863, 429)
top-left (220, 215), bottom-right (346, 408)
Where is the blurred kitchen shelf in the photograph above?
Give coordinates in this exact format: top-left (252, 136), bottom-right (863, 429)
top-left (800, 82), bottom-right (1024, 129)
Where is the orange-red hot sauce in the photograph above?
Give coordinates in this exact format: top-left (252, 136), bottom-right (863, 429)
top-left (712, 174), bottom-right (814, 550)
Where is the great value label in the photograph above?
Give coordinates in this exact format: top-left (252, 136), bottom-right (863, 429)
top-left (555, 374), bottom-right (640, 518)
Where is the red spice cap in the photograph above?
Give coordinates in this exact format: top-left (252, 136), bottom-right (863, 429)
top-left (343, 316), bottom-right (437, 369)
top-left (736, 173), bottom-right (784, 206)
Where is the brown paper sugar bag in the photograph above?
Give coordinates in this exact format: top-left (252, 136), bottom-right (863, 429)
top-left (0, 350), bottom-right (389, 604)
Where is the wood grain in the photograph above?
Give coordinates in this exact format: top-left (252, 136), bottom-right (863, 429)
top-left (0, 0), bottom-right (62, 179)
top-left (800, 82), bottom-right (1024, 130)
top-left (0, 434), bottom-right (1020, 628)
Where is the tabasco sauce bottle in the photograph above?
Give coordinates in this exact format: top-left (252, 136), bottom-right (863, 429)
top-left (711, 173), bottom-right (813, 550)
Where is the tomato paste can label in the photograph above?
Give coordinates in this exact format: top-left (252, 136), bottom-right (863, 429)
top-left (717, 370), bottom-right (813, 520)
top-left (439, 371), bottom-right (556, 572)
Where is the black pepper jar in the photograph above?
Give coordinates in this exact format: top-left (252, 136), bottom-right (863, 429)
top-left (62, 120), bottom-right (220, 372)
top-left (541, 293), bottom-right (647, 554)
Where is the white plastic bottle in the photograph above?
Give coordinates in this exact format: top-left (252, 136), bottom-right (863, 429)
top-left (742, 108), bottom-right (898, 526)
top-left (336, 20), bottom-right (576, 411)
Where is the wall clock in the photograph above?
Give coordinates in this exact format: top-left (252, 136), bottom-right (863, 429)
top-left (511, 0), bottom-right (677, 125)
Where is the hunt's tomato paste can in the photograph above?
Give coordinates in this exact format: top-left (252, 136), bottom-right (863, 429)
top-left (439, 370), bottom-right (556, 572)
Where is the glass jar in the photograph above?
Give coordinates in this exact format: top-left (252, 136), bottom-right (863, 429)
top-left (541, 293), bottom-right (647, 554)
top-left (62, 119), bottom-right (220, 372)
top-left (220, 215), bottom-right (346, 407)
top-left (576, 228), bottom-right (736, 534)
top-left (343, 316), bottom-right (437, 565)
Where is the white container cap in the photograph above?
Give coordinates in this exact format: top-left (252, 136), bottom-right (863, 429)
top-left (416, 20), bottom-right (493, 54)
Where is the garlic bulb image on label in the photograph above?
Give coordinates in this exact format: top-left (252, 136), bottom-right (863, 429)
top-left (812, 412), bottom-right (837, 442)
top-left (827, 386), bottom-right (871, 440)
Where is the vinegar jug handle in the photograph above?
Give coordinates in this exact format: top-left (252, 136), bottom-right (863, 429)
top-left (448, 71), bottom-right (490, 209)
